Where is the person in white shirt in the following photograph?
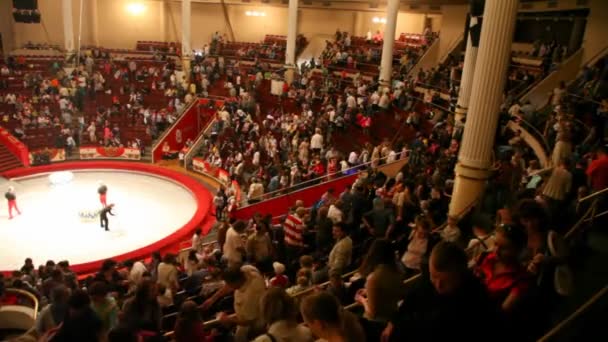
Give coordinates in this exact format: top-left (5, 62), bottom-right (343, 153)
top-left (313, 223), bottom-right (352, 283)
top-left (192, 228), bottom-right (203, 252)
top-left (327, 201), bottom-right (344, 224)
top-left (223, 221), bottom-right (246, 267)
top-left (378, 92), bottom-right (390, 110)
top-left (125, 259), bottom-right (148, 291)
top-left (439, 216), bottom-right (462, 244)
top-left (310, 128), bottom-right (324, 154)
top-left (202, 265), bottom-right (267, 342)
top-left (348, 151), bottom-right (358, 166)
top-left (346, 93), bottom-right (357, 109)
top-left (466, 223), bottom-right (496, 267)
top-left (248, 178), bottom-right (264, 204)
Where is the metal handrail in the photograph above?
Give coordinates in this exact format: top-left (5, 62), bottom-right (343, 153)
top-left (150, 97), bottom-right (199, 163)
top-left (537, 285), bottom-right (608, 342)
top-left (344, 194), bottom-right (481, 312)
top-left (5, 288), bottom-right (39, 320)
top-left (511, 115), bottom-right (552, 155)
top-left (578, 187), bottom-right (608, 204)
top-left (439, 33), bottom-right (464, 64)
top-left (245, 154), bottom-right (402, 203)
top-left (184, 116), bottom-right (218, 168)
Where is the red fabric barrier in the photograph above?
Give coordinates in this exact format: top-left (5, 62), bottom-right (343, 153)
top-left (233, 174), bottom-right (359, 220)
top-left (0, 127), bottom-right (29, 166)
top-left (2, 161), bottom-right (214, 275)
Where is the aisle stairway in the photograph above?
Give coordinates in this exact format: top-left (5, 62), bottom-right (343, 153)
top-left (0, 144), bottom-right (23, 173)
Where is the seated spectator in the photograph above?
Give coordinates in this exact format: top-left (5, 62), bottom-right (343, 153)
top-left (383, 242), bottom-right (499, 342)
top-left (252, 287), bottom-right (313, 342)
top-left (300, 291), bottom-right (365, 342)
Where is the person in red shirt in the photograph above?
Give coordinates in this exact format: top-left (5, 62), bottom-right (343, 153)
top-left (269, 262), bottom-right (289, 288)
top-left (475, 224), bottom-right (533, 314)
top-left (586, 145), bottom-right (608, 192)
top-left (5, 186), bottom-right (21, 219)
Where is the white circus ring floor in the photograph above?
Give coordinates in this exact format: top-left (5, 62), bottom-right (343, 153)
top-left (0, 170), bottom-right (198, 271)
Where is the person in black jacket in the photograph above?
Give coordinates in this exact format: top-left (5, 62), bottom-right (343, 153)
top-left (100, 204), bottom-right (115, 231)
top-left (382, 241), bottom-right (501, 342)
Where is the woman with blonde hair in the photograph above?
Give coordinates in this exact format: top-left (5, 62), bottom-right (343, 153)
top-left (253, 287), bottom-right (312, 342)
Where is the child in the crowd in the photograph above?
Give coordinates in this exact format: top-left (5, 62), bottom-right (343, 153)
top-left (269, 262), bottom-right (289, 288)
top-left (298, 255), bottom-right (314, 280)
top-left (286, 270), bottom-right (311, 295)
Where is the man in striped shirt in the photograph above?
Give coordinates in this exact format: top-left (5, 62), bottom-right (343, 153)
top-left (284, 207), bottom-right (307, 248)
top-left (283, 207), bottom-right (307, 274)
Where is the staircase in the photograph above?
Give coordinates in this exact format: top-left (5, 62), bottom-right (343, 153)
top-left (0, 144), bottom-right (24, 174)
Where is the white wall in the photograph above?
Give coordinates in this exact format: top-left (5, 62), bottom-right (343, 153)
top-left (582, 0), bottom-right (608, 64)
top-left (437, 4), bottom-right (468, 63)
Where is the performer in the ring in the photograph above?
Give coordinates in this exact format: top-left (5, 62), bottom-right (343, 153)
top-left (100, 204), bottom-right (115, 231)
top-left (5, 186), bottom-right (21, 219)
top-left (98, 181), bottom-right (108, 207)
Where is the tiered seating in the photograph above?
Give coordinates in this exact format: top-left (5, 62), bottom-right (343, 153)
top-left (0, 144), bottom-right (23, 173)
top-left (136, 40), bottom-right (181, 54)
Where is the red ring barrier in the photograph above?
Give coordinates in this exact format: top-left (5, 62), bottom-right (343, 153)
top-left (2, 161), bottom-right (214, 275)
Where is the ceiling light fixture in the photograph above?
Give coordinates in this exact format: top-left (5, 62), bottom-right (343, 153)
top-left (372, 17), bottom-right (387, 24)
top-left (126, 2), bottom-right (146, 15)
top-left (245, 10), bottom-right (266, 17)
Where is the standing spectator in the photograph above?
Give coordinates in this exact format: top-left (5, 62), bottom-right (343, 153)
top-left (36, 285), bottom-right (70, 336)
top-left (89, 281), bottom-right (119, 333)
top-left (174, 301), bottom-right (208, 342)
top-left (223, 220), bottom-right (247, 267)
top-left (246, 222), bottom-right (273, 273)
top-left (156, 254), bottom-right (179, 292)
top-left (314, 223), bottom-right (352, 283)
top-left (120, 279), bottom-right (162, 333)
top-left (44, 290), bottom-right (103, 341)
top-left (586, 145), bottom-right (608, 192)
top-left (202, 265), bottom-right (267, 342)
top-left (252, 287), bottom-right (313, 342)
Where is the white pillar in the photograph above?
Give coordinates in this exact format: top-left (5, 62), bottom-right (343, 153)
top-left (181, 0), bottom-right (192, 77)
top-left (91, 0), bottom-right (99, 46)
top-left (449, 0), bottom-right (519, 217)
top-left (379, 0), bottom-right (399, 85)
top-left (454, 17), bottom-right (479, 123)
top-left (285, 0), bottom-right (298, 66)
top-left (62, 0), bottom-right (75, 54)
